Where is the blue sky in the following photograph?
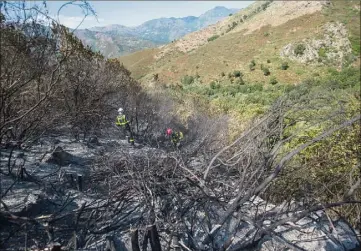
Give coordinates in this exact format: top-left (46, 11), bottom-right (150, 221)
top-left (42, 1), bottom-right (253, 28)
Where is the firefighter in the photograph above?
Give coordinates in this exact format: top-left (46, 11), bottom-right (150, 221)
top-left (166, 128), bottom-right (183, 148)
top-left (115, 108), bottom-right (134, 145)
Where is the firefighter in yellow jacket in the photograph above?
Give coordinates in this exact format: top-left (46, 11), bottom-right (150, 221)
top-left (116, 108), bottom-right (134, 145)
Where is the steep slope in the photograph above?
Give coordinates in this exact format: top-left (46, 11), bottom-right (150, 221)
top-left (119, 0), bottom-right (360, 85)
top-left (74, 6), bottom-right (239, 58)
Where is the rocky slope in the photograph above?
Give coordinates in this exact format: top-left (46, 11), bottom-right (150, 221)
top-left (74, 6), bottom-right (239, 58)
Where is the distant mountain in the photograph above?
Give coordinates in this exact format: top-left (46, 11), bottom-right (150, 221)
top-left (73, 6), bottom-right (240, 58)
top-left (74, 29), bottom-right (159, 58)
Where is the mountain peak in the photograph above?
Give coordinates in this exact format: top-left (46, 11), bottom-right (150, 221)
top-left (199, 6), bottom-right (239, 19)
top-left (74, 6), bottom-right (239, 57)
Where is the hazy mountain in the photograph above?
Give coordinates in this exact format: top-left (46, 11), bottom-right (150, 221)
top-left (73, 6), bottom-right (239, 57)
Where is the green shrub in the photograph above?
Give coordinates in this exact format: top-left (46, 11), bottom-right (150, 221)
top-left (233, 70), bottom-right (243, 78)
top-left (281, 62), bottom-right (289, 70)
top-left (349, 36), bottom-right (360, 56)
top-left (229, 13), bottom-right (233, 16)
top-left (318, 47), bottom-right (327, 58)
top-left (249, 60), bottom-right (256, 71)
top-left (220, 72), bottom-right (225, 77)
top-left (267, 59), bottom-right (271, 63)
top-left (207, 35), bottom-right (220, 42)
top-left (234, 78), bottom-right (245, 85)
top-left (269, 76), bottom-right (278, 85)
top-left (263, 67), bottom-right (270, 76)
top-left (226, 21), bottom-right (238, 33)
top-left (228, 72), bottom-right (233, 78)
top-left (181, 75), bottom-right (194, 85)
top-left (264, 32), bottom-right (270, 37)
top-left (294, 44), bottom-right (306, 56)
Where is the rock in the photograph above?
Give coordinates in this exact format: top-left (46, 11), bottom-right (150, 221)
top-left (52, 139), bottom-right (61, 145)
top-left (103, 140), bottom-right (121, 152)
top-left (18, 193), bottom-right (52, 217)
top-left (88, 136), bottom-right (100, 145)
top-left (43, 146), bottom-right (86, 166)
top-left (15, 152), bottom-right (25, 158)
top-left (280, 22), bottom-right (353, 67)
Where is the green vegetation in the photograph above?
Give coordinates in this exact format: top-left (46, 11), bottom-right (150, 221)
top-left (226, 21), bottom-right (238, 33)
top-left (181, 75), bottom-right (195, 85)
top-left (269, 67), bottom-right (360, 226)
top-left (318, 47), bottom-right (327, 58)
top-left (249, 60), bottom-right (256, 71)
top-left (262, 67), bottom-right (270, 76)
top-left (294, 43), bottom-right (306, 56)
top-left (281, 62), bottom-right (289, 70)
top-left (171, 70), bottom-right (360, 224)
top-left (233, 70), bottom-right (243, 78)
top-left (269, 76), bottom-right (278, 85)
top-left (210, 81), bottom-right (221, 89)
top-left (234, 77), bottom-right (245, 85)
top-left (349, 36), bottom-right (361, 55)
top-left (207, 35), bottom-right (220, 42)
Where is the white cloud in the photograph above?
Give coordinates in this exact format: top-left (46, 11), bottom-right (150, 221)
top-left (57, 15), bottom-right (105, 29)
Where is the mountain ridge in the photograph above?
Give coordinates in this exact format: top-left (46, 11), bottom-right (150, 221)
top-left (118, 0), bottom-right (360, 85)
top-left (74, 6), bottom-right (240, 57)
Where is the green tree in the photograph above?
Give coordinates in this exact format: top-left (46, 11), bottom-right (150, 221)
top-left (263, 67), bottom-right (270, 76)
top-left (207, 35), bottom-right (220, 42)
top-left (181, 75), bottom-right (194, 85)
top-left (281, 62), bottom-right (289, 70)
top-left (294, 44), bottom-right (306, 56)
top-left (249, 60), bottom-right (256, 71)
top-left (233, 70), bottom-right (243, 78)
top-left (269, 76), bottom-right (278, 85)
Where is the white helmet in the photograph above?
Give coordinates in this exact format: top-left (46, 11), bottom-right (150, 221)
top-left (118, 107), bottom-right (123, 114)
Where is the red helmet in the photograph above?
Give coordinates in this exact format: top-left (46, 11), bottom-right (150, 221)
top-left (166, 128), bottom-right (173, 136)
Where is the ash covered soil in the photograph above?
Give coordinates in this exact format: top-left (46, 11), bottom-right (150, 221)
top-left (0, 135), bottom-right (360, 251)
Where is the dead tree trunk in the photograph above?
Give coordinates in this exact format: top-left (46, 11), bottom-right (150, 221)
top-left (131, 229), bottom-right (141, 251)
top-left (148, 225), bottom-right (162, 251)
top-left (105, 235), bottom-right (116, 251)
top-left (170, 235), bottom-right (181, 251)
top-left (142, 229), bottom-right (150, 251)
top-left (19, 166), bottom-right (25, 180)
top-left (77, 174), bottom-right (83, 191)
